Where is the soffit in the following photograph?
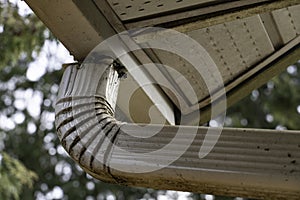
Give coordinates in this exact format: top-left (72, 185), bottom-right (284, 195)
top-left (91, 0), bottom-right (300, 123)
top-left (25, 0), bottom-right (300, 124)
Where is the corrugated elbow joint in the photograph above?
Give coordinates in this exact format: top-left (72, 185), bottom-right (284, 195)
top-left (55, 57), bottom-right (124, 182)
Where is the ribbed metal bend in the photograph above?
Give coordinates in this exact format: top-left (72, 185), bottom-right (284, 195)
top-left (55, 56), bottom-right (300, 199)
top-left (55, 57), bottom-right (123, 183)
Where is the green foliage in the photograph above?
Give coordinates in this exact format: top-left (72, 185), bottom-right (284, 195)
top-left (0, 2), bottom-right (159, 199)
top-left (227, 62), bottom-right (300, 130)
top-left (0, 0), bottom-right (49, 70)
top-left (0, 152), bottom-right (37, 200)
top-left (0, 1), bottom-right (299, 200)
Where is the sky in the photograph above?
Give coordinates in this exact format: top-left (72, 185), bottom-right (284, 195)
top-left (0, 1), bottom-right (206, 200)
top-left (0, 1), bottom-right (276, 199)
top-left (0, 0), bottom-right (74, 132)
top-left (1, 1), bottom-right (199, 200)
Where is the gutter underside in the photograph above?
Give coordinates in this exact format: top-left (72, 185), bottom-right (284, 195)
top-left (55, 58), bottom-right (300, 199)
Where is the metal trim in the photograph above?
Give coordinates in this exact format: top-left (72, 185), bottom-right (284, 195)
top-left (55, 56), bottom-right (300, 199)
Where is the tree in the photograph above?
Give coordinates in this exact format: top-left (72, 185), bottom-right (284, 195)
top-left (227, 62), bottom-right (300, 130)
top-left (0, 1), bottom-right (155, 199)
top-left (0, 0), bottom-right (46, 71)
top-left (0, 1), bottom-right (299, 199)
top-left (0, 0), bottom-right (46, 199)
top-left (0, 152), bottom-right (37, 200)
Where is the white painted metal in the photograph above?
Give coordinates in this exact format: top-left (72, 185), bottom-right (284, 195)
top-left (118, 74), bottom-right (172, 124)
top-left (106, 0), bottom-right (223, 21)
top-left (129, 5), bottom-right (300, 118)
top-left (134, 15), bottom-right (274, 111)
top-left (123, 0), bottom-right (299, 29)
top-left (272, 4), bottom-right (300, 44)
top-left (183, 36), bottom-right (300, 125)
top-left (55, 61), bottom-right (300, 199)
top-left (24, 0), bottom-right (300, 197)
top-left (25, 0), bottom-right (175, 125)
top-left (24, 0), bottom-right (108, 61)
top-left (25, 0), bottom-right (300, 125)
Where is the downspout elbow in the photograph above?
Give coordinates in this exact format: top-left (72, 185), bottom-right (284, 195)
top-left (55, 57), bottom-right (123, 183)
top-left (54, 55), bottom-right (300, 199)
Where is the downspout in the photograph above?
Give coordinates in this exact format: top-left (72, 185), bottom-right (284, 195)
top-left (55, 54), bottom-right (300, 199)
top-left (55, 56), bottom-right (123, 183)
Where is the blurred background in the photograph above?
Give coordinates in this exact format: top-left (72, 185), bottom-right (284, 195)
top-left (0, 0), bottom-right (299, 199)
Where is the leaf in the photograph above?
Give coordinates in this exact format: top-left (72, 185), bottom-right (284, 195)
top-left (0, 152), bottom-right (38, 200)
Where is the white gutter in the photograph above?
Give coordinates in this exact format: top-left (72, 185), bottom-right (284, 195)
top-left (55, 56), bottom-right (300, 199)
